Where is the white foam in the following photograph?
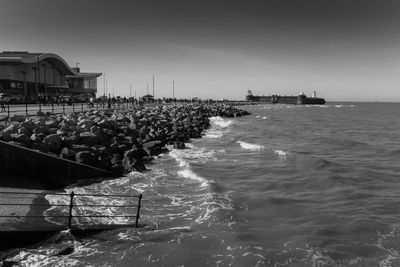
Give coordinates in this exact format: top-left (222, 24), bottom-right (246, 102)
top-left (262, 116), bottom-right (267, 119)
top-left (204, 129), bottom-right (223, 138)
top-left (237, 141), bottom-right (264, 151)
top-left (209, 116), bottom-right (233, 128)
top-left (178, 169), bottom-right (209, 187)
top-left (274, 149), bottom-right (289, 158)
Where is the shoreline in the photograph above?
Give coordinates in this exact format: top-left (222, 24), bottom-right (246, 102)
top-left (0, 103), bottom-right (250, 188)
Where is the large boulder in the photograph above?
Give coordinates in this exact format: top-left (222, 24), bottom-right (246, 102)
top-left (1, 124), bottom-right (19, 135)
top-left (33, 123), bottom-right (50, 135)
top-left (64, 135), bottom-right (79, 146)
top-left (142, 140), bottom-right (166, 156)
top-left (59, 147), bottom-right (77, 161)
top-left (10, 133), bottom-right (30, 144)
top-left (43, 134), bottom-right (63, 153)
top-left (79, 132), bottom-right (100, 146)
top-left (173, 141), bottom-right (186, 149)
top-left (122, 148), bottom-right (146, 172)
top-left (18, 126), bottom-right (32, 136)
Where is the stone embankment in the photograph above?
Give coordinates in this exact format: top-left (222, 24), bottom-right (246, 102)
top-left (0, 104), bottom-right (249, 175)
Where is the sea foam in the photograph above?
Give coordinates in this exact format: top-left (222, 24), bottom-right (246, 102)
top-left (274, 149), bottom-right (289, 158)
top-left (237, 141), bottom-right (264, 151)
top-left (209, 116), bottom-right (233, 128)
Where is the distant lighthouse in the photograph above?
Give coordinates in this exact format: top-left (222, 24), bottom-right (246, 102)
top-left (312, 91), bottom-right (317, 98)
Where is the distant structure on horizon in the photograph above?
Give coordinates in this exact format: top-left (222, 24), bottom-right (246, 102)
top-left (246, 90), bottom-right (326, 105)
top-left (0, 51), bottom-right (101, 99)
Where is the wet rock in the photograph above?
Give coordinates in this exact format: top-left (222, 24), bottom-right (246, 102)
top-left (122, 148), bottom-right (146, 172)
top-left (173, 141), bottom-right (186, 149)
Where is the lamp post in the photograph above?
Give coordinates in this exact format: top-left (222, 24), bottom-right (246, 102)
top-left (173, 80), bottom-right (175, 99)
top-left (103, 73), bottom-right (106, 97)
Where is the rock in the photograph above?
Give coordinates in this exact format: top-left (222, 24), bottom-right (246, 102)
top-left (64, 135), bottom-right (79, 146)
top-left (75, 151), bottom-right (97, 166)
top-left (173, 141), bottom-right (186, 149)
top-left (79, 132), bottom-right (100, 146)
top-left (78, 119), bottom-right (95, 131)
top-left (33, 123), bottom-right (50, 135)
top-left (59, 147), bottom-right (76, 161)
top-left (142, 140), bottom-right (166, 156)
top-left (71, 144), bottom-right (92, 152)
top-left (45, 120), bottom-right (58, 128)
top-left (1, 124), bottom-right (19, 135)
top-left (122, 148), bottom-right (146, 172)
top-left (30, 134), bottom-right (43, 143)
top-left (43, 134), bottom-right (63, 153)
top-left (18, 126), bottom-right (31, 136)
top-left (37, 111), bottom-right (46, 116)
top-left (8, 114), bottom-right (25, 122)
top-left (10, 133), bottom-right (30, 144)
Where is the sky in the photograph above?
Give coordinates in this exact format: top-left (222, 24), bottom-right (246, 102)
top-left (0, 0), bottom-right (400, 101)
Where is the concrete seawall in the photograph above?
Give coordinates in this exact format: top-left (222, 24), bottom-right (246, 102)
top-left (0, 140), bottom-right (119, 189)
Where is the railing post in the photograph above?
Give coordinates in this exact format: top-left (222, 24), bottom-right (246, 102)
top-left (7, 104), bottom-right (10, 117)
top-left (135, 193), bottom-right (142, 228)
top-left (62, 103), bottom-right (65, 113)
top-left (72, 102), bottom-right (75, 112)
top-left (39, 102), bottom-right (41, 112)
top-left (25, 103), bottom-right (28, 115)
top-left (68, 191), bottom-right (75, 229)
top-left (81, 103), bottom-right (83, 112)
top-left (51, 102), bottom-right (54, 114)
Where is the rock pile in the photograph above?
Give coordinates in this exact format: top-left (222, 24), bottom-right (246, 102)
top-left (0, 104), bottom-right (249, 174)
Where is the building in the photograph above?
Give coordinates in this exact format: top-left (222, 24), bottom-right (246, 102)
top-left (0, 51), bottom-right (101, 99)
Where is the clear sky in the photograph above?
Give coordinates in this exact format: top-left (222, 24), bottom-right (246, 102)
top-left (1, 0), bottom-right (399, 101)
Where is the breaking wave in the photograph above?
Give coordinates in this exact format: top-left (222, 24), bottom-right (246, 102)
top-left (236, 141), bottom-right (264, 151)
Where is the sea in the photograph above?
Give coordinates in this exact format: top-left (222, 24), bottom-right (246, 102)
top-left (5, 102), bottom-right (400, 266)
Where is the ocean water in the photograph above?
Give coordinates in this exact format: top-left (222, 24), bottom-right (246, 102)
top-left (6, 102), bottom-right (400, 266)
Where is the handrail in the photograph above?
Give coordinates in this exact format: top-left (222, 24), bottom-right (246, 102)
top-left (0, 191), bottom-right (143, 229)
top-left (0, 191), bottom-right (142, 198)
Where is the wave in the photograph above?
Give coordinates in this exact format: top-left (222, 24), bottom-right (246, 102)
top-left (178, 169), bottom-right (209, 187)
top-left (168, 144), bottom-right (221, 187)
top-left (204, 129), bottom-right (223, 138)
top-left (209, 116), bottom-right (233, 128)
top-left (274, 149), bottom-right (289, 158)
top-left (236, 141), bottom-right (264, 151)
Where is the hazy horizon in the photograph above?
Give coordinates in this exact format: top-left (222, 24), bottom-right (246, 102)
top-left (1, 0), bottom-right (399, 101)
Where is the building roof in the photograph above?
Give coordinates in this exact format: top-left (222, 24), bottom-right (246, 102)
top-left (0, 51), bottom-right (101, 78)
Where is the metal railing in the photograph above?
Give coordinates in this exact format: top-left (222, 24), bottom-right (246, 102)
top-left (0, 101), bottom-right (137, 118)
top-left (0, 191), bottom-right (143, 229)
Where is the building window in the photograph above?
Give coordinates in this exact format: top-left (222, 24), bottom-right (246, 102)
top-left (84, 80), bottom-right (90, 89)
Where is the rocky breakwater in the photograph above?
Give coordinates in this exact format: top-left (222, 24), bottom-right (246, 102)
top-left (0, 104), bottom-right (249, 175)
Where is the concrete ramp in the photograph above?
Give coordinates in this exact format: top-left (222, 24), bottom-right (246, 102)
top-left (0, 141), bottom-right (119, 189)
